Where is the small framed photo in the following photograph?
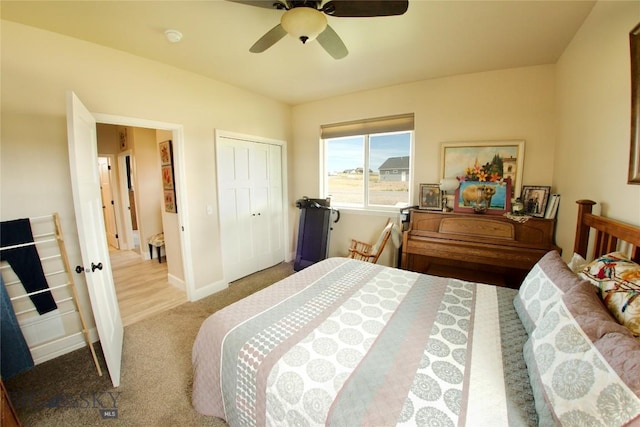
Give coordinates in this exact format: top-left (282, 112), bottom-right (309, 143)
top-left (419, 184), bottom-right (442, 210)
top-left (118, 127), bottom-right (128, 151)
top-left (521, 185), bottom-right (550, 217)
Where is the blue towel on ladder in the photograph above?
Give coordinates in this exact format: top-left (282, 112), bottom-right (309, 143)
top-left (0, 218), bottom-right (57, 314)
top-left (1, 274), bottom-right (34, 379)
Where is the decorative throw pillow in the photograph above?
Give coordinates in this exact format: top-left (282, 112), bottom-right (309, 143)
top-left (562, 281), bottom-right (626, 342)
top-left (524, 289), bottom-right (640, 425)
top-left (579, 251), bottom-right (640, 337)
top-left (564, 282), bottom-right (640, 396)
top-left (514, 250), bottom-right (589, 335)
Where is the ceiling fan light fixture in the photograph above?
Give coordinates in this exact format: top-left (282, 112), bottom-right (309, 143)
top-left (280, 7), bottom-right (327, 44)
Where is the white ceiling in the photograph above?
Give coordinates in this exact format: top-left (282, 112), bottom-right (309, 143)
top-left (1, 0), bottom-right (596, 105)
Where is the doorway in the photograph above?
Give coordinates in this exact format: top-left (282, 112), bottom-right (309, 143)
top-left (95, 122), bottom-right (190, 325)
top-left (115, 151), bottom-right (140, 253)
top-left (98, 155), bottom-right (120, 250)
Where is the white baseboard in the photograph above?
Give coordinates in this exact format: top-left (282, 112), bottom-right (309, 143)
top-left (190, 279), bottom-right (228, 302)
top-left (168, 273), bottom-right (185, 291)
top-left (32, 327), bottom-right (99, 365)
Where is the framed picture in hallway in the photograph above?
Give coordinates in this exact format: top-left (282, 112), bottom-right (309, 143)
top-left (164, 190), bottom-right (177, 214)
top-left (159, 140), bottom-right (172, 165)
top-left (158, 140), bottom-right (177, 213)
top-left (161, 165), bottom-right (174, 190)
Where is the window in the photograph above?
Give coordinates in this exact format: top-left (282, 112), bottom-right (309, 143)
top-left (321, 114), bottom-right (414, 210)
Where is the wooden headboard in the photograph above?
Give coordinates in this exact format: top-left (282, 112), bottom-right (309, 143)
top-left (574, 199), bottom-right (640, 263)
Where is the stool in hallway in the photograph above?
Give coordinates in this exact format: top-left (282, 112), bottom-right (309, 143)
top-left (147, 232), bottom-right (165, 263)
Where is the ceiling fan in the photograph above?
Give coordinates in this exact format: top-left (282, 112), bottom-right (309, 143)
top-left (228, 0), bottom-right (409, 59)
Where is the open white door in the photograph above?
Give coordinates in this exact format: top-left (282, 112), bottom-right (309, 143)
top-left (66, 91), bottom-right (123, 387)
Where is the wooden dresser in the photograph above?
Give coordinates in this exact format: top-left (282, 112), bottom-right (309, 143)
top-left (401, 209), bottom-right (560, 289)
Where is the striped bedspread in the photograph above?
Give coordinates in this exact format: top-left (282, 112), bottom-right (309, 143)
top-left (192, 258), bottom-right (537, 426)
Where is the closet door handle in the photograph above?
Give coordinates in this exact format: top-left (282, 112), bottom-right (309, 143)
top-left (91, 262), bottom-right (103, 272)
top-left (75, 265), bottom-right (84, 274)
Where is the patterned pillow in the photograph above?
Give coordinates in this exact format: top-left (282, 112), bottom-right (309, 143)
top-left (562, 282), bottom-right (636, 356)
top-left (579, 251), bottom-right (640, 337)
top-left (524, 282), bottom-right (640, 425)
top-left (563, 283), bottom-right (640, 396)
top-left (514, 250), bottom-right (589, 335)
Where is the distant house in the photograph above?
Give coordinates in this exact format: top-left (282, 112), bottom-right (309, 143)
top-left (378, 156), bottom-right (410, 182)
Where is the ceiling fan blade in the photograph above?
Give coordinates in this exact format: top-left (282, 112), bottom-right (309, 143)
top-left (226, 0), bottom-right (288, 11)
top-left (249, 24), bottom-right (287, 53)
top-left (322, 0), bottom-right (408, 17)
top-left (316, 25), bottom-right (348, 59)
top-left (250, 24), bottom-right (287, 52)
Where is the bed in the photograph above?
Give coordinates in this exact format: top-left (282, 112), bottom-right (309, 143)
top-left (192, 200), bottom-right (640, 426)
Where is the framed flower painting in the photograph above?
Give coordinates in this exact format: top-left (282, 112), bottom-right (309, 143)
top-left (440, 140), bottom-right (525, 198)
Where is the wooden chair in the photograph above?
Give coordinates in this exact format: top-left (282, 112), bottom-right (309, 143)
top-left (347, 218), bottom-right (394, 263)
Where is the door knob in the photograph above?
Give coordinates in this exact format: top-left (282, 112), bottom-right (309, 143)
top-left (75, 265), bottom-right (84, 274)
top-left (91, 262), bottom-right (103, 272)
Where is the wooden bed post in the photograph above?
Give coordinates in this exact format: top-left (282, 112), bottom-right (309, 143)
top-left (574, 199), bottom-right (596, 257)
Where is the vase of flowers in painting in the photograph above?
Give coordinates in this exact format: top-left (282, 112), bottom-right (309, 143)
top-left (453, 158), bottom-right (512, 214)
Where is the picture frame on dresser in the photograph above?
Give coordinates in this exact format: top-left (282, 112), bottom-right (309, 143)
top-left (418, 184), bottom-right (442, 210)
top-left (453, 178), bottom-right (512, 215)
top-left (521, 185), bottom-right (550, 217)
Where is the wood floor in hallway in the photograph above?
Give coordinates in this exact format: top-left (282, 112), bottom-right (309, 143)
top-left (109, 248), bottom-right (187, 326)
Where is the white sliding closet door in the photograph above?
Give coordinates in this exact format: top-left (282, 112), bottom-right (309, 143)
top-left (217, 134), bottom-right (284, 283)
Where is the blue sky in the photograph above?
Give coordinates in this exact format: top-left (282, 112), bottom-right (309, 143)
top-left (326, 133), bottom-right (411, 173)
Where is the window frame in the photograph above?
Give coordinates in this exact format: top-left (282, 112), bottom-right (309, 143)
top-left (320, 129), bottom-right (415, 212)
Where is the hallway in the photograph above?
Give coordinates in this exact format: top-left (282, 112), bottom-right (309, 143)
top-left (109, 249), bottom-right (186, 326)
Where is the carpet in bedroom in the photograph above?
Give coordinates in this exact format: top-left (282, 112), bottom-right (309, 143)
top-left (4, 261), bottom-right (295, 426)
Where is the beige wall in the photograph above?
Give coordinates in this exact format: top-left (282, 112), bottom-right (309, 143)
top-left (97, 124), bottom-right (120, 154)
top-left (156, 129), bottom-right (185, 286)
top-left (554, 1), bottom-right (640, 259)
top-left (291, 65), bottom-right (557, 264)
top-left (1, 21), bottom-right (291, 345)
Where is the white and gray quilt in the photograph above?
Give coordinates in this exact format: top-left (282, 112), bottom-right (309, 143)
top-left (192, 257), bottom-right (536, 426)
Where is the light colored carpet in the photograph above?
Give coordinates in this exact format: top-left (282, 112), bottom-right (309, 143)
top-left (5, 261), bottom-right (295, 426)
